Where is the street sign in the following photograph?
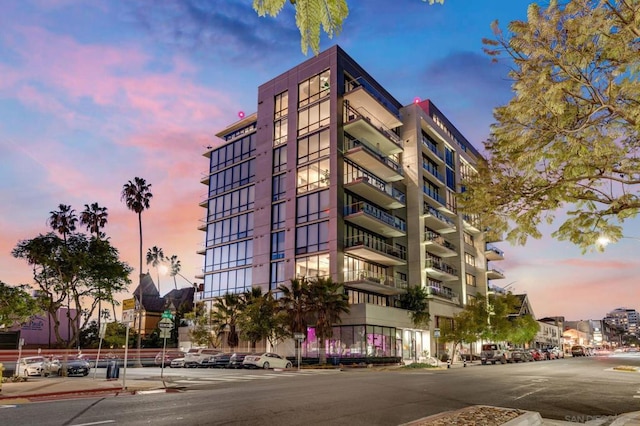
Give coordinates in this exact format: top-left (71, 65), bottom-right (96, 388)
top-left (122, 298), bottom-right (136, 311)
top-left (161, 310), bottom-right (174, 320)
top-left (293, 332), bottom-right (305, 340)
top-left (158, 318), bottom-right (173, 329)
top-left (159, 329), bottom-right (172, 339)
top-left (99, 322), bottom-right (107, 339)
top-left (434, 328), bottom-right (441, 338)
top-left (122, 309), bottom-right (135, 324)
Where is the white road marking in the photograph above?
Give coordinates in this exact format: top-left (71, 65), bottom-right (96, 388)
top-left (513, 388), bottom-right (545, 400)
top-left (0, 405), bottom-right (17, 409)
top-left (70, 421), bottom-right (116, 426)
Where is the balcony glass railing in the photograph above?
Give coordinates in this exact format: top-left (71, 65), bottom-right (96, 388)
top-left (344, 103), bottom-right (402, 146)
top-left (422, 162), bottom-right (444, 182)
top-left (345, 77), bottom-right (401, 119)
top-left (488, 266), bottom-right (505, 275)
top-left (345, 138), bottom-right (404, 176)
top-left (422, 137), bottom-right (444, 161)
top-left (345, 236), bottom-right (407, 261)
top-left (486, 244), bottom-right (504, 257)
top-left (344, 269), bottom-right (408, 290)
top-left (425, 231), bottom-right (456, 251)
top-left (345, 202), bottom-right (406, 233)
top-left (426, 285), bottom-right (458, 300)
top-left (426, 258), bottom-right (458, 276)
top-left (423, 204), bottom-right (455, 227)
top-left (423, 186), bottom-right (446, 206)
top-left (347, 172), bottom-right (406, 205)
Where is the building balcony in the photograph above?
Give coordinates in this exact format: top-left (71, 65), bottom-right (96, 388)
top-left (421, 136), bottom-right (445, 165)
top-left (197, 219), bottom-right (207, 232)
top-left (424, 232), bottom-right (457, 258)
top-left (344, 104), bottom-right (402, 156)
top-left (485, 244), bottom-right (504, 261)
top-left (344, 138), bottom-right (404, 182)
top-left (200, 171), bottom-right (210, 185)
top-left (344, 78), bottom-right (402, 130)
top-left (487, 266), bottom-right (506, 280)
top-left (344, 175), bottom-right (405, 210)
top-left (426, 285), bottom-right (459, 304)
top-left (425, 258), bottom-right (458, 281)
top-left (422, 162), bottom-right (445, 185)
top-left (423, 204), bottom-right (456, 234)
top-left (344, 202), bottom-right (406, 238)
top-left (343, 269), bottom-right (407, 296)
top-left (463, 215), bottom-right (482, 234)
top-left (344, 236), bottom-right (406, 266)
top-left (423, 185), bottom-right (447, 209)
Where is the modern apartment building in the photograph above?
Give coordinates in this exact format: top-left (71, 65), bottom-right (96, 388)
top-left (605, 307), bottom-right (640, 335)
top-left (197, 45), bottom-right (504, 362)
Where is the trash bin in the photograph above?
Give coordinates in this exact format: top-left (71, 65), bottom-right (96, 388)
top-left (106, 360), bottom-right (120, 379)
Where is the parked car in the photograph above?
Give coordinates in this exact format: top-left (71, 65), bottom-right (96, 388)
top-left (242, 352), bottom-right (292, 369)
top-left (541, 348), bottom-right (557, 360)
top-left (170, 357), bottom-right (186, 368)
top-left (66, 357), bottom-right (91, 376)
top-left (184, 348), bottom-right (221, 368)
top-left (551, 347), bottom-right (565, 359)
top-left (17, 356), bottom-right (56, 377)
top-left (155, 350), bottom-right (186, 367)
top-left (511, 349), bottom-right (533, 363)
top-left (480, 343), bottom-right (511, 365)
top-left (200, 352), bottom-right (233, 368)
top-left (529, 349), bottom-right (544, 361)
top-left (571, 345), bottom-right (588, 357)
top-left (228, 352), bottom-right (252, 369)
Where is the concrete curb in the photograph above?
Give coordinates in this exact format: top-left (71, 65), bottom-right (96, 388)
top-left (502, 411), bottom-right (543, 426)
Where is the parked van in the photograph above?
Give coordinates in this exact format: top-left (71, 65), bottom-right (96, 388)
top-left (480, 343), bottom-right (512, 365)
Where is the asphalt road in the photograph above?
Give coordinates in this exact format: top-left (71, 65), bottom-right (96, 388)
top-left (3, 355), bottom-right (640, 425)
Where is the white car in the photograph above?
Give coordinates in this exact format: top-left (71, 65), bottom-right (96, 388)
top-left (170, 357), bottom-right (186, 368)
top-left (242, 352), bottom-right (292, 369)
top-left (17, 356), bottom-right (56, 377)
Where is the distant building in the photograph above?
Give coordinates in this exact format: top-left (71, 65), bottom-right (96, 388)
top-left (9, 307), bottom-right (77, 348)
top-left (128, 273), bottom-right (195, 337)
top-left (604, 307), bottom-right (639, 335)
top-left (564, 320), bottom-right (594, 348)
top-left (537, 317), bottom-right (564, 350)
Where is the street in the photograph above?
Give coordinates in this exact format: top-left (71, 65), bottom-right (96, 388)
top-left (2, 355), bottom-right (640, 425)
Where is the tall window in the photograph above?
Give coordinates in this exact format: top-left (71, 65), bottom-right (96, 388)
top-left (274, 91), bottom-right (288, 146)
top-left (273, 146), bottom-right (287, 173)
top-left (274, 118), bottom-right (288, 146)
top-left (272, 174), bottom-right (286, 202)
top-left (463, 232), bottom-right (474, 246)
top-left (270, 261), bottom-right (285, 291)
top-left (464, 252), bottom-right (476, 267)
top-left (271, 231), bottom-right (285, 260)
top-left (275, 91), bottom-right (288, 119)
top-left (298, 70), bottom-right (330, 107)
top-left (298, 129), bottom-right (330, 164)
top-left (295, 253), bottom-right (330, 278)
top-left (466, 273), bottom-right (477, 287)
top-left (297, 158), bottom-right (330, 194)
top-left (297, 189), bottom-right (330, 223)
top-left (298, 99), bottom-right (330, 136)
top-left (272, 202), bottom-right (286, 230)
top-left (296, 221), bottom-right (329, 254)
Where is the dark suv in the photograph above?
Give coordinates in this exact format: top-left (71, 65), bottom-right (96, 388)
top-left (571, 345), bottom-right (587, 357)
top-left (228, 352), bottom-right (252, 369)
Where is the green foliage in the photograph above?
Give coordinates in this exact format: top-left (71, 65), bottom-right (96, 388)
top-left (306, 276), bottom-right (350, 365)
top-left (12, 232), bottom-right (131, 348)
top-left (186, 303), bottom-right (220, 348)
top-left (79, 320), bottom-right (136, 349)
top-left (461, 0), bottom-right (640, 250)
top-left (401, 362), bottom-right (439, 369)
top-left (510, 314), bottom-right (540, 346)
top-left (399, 285), bottom-right (430, 328)
top-left (211, 293), bottom-right (242, 349)
top-left (253, 0), bottom-right (443, 55)
top-left (440, 298), bottom-right (487, 345)
top-left (0, 281), bottom-right (41, 328)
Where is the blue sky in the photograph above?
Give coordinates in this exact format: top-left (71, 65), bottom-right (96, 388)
top-left (1, 0), bottom-right (638, 321)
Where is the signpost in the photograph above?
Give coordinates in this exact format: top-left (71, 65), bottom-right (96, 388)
top-left (93, 322), bottom-right (108, 379)
top-left (158, 311), bottom-right (174, 382)
top-left (294, 333), bottom-right (305, 371)
top-left (120, 299), bottom-right (136, 390)
top-left (434, 328), bottom-right (440, 362)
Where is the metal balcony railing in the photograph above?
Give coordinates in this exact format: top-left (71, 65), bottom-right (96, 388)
top-left (345, 138), bottom-right (403, 176)
top-left (426, 285), bottom-right (458, 301)
top-left (423, 204), bottom-right (456, 227)
top-left (344, 202), bottom-right (406, 233)
top-left (345, 236), bottom-right (407, 261)
top-left (344, 269), bottom-right (408, 290)
top-left (425, 231), bottom-right (456, 251)
top-left (426, 258), bottom-right (458, 276)
top-left (423, 186), bottom-right (446, 206)
top-left (422, 137), bottom-right (444, 161)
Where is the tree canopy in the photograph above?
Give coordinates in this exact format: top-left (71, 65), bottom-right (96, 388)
top-left (253, 0), bottom-right (444, 55)
top-left (461, 0), bottom-right (640, 250)
top-left (0, 281), bottom-right (41, 329)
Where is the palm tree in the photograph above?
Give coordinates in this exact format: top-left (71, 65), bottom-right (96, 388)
top-left (210, 293), bottom-right (242, 350)
top-left (79, 202), bottom-right (108, 240)
top-left (167, 255), bottom-right (181, 290)
top-left (399, 285), bottom-right (431, 329)
top-left (146, 246), bottom-right (165, 293)
top-left (79, 202), bottom-right (109, 331)
top-left (277, 277), bottom-right (311, 361)
top-left (121, 177), bottom-right (153, 363)
top-left (47, 204), bottom-right (78, 348)
top-left (48, 204), bottom-right (77, 242)
top-left (238, 288), bottom-right (281, 352)
top-left (306, 276), bottom-right (350, 365)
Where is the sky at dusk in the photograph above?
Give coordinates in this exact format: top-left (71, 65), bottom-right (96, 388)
top-left (1, 0), bottom-right (638, 322)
